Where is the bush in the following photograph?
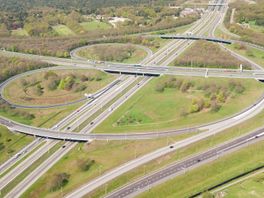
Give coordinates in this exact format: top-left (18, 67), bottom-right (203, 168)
top-left (20, 79), bottom-right (29, 87)
top-left (80, 75), bottom-right (88, 82)
top-left (44, 71), bottom-right (58, 80)
top-left (180, 108), bottom-right (188, 117)
top-left (180, 81), bottom-right (192, 93)
top-left (95, 76), bottom-right (102, 81)
top-left (50, 173), bottom-right (70, 192)
top-left (211, 101), bottom-right (221, 112)
top-left (33, 84), bottom-right (44, 96)
top-left (235, 83), bottom-right (245, 94)
top-left (0, 143), bottom-right (5, 151)
top-left (79, 159), bottom-right (95, 171)
top-left (74, 84), bottom-right (87, 92)
top-left (47, 78), bottom-right (60, 91)
top-left (155, 83), bottom-right (165, 92)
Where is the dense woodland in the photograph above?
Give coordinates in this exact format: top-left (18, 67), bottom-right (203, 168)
top-left (0, 0), bottom-right (181, 13)
top-left (0, 16), bottom-right (196, 57)
top-left (0, 0), bottom-right (199, 56)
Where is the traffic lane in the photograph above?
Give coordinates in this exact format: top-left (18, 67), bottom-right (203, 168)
top-left (106, 129), bottom-right (264, 198)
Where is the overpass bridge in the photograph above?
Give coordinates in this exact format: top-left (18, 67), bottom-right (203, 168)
top-left (159, 35), bottom-right (232, 44)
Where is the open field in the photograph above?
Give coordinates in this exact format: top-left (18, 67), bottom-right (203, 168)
top-left (52, 25), bottom-right (75, 36)
top-left (21, 132), bottom-right (198, 198)
top-left (80, 21), bottom-right (112, 31)
top-left (0, 126), bottom-right (33, 165)
top-left (0, 102), bottom-right (83, 127)
top-left (138, 140), bottom-right (264, 198)
top-left (219, 171), bottom-right (264, 198)
top-left (227, 43), bottom-right (264, 68)
top-left (170, 41), bottom-right (250, 69)
top-left (94, 75), bottom-right (264, 133)
top-left (88, 109), bottom-right (264, 198)
top-left (3, 69), bottom-right (115, 106)
top-left (76, 44), bottom-right (147, 64)
top-left (11, 28), bottom-right (29, 37)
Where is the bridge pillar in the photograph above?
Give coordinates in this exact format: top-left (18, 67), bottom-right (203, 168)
top-left (240, 64), bottom-right (243, 72)
top-left (205, 69), bottom-right (209, 78)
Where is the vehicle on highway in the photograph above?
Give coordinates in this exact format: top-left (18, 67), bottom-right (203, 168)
top-left (133, 64), bottom-right (142, 67)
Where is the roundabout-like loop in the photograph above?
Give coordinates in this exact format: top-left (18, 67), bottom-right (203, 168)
top-left (0, 66), bottom-right (120, 109)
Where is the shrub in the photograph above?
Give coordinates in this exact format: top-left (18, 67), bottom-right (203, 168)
top-left (74, 84), bottom-right (87, 92)
top-left (211, 101), bottom-right (221, 112)
top-left (155, 83), bottom-right (165, 92)
top-left (235, 83), bottom-right (245, 94)
top-left (20, 79), bottom-right (29, 87)
top-left (80, 75), bottom-right (88, 82)
top-left (95, 76), bottom-right (102, 81)
top-left (49, 173), bottom-right (70, 192)
top-left (33, 84), bottom-right (44, 96)
top-left (217, 92), bottom-right (226, 103)
top-left (44, 71), bottom-right (58, 80)
top-left (180, 108), bottom-right (188, 117)
top-left (0, 143), bottom-right (5, 151)
top-left (47, 78), bottom-right (60, 91)
top-left (79, 159), bottom-right (95, 171)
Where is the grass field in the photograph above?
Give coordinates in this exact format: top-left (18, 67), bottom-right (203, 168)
top-left (88, 108), bottom-right (264, 198)
top-left (21, 132), bottom-right (198, 198)
top-left (0, 125), bottom-right (33, 164)
top-left (80, 21), bottom-right (111, 31)
top-left (11, 28), bottom-right (29, 36)
top-left (94, 75), bottom-right (264, 133)
top-left (0, 101), bottom-right (82, 128)
top-left (3, 69), bottom-right (115, 106)
top-left (227, 44), bottom-right (264, 68)
top-left (76, 44), bottom-right (147, 64)
top-left (170, 41), bottom-right (250, 69)
top-left (138, 140), bottom-right (264, 198)
top-left (52, 25), bottom-right (75, 36)
top-left (219, 171), bottom-right (264, 197)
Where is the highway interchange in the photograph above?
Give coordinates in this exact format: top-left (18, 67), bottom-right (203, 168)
top-left (1, 0), bottom-right (264, 197)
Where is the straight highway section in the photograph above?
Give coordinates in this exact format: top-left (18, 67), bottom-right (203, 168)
top-left (0, 75), bottom-right (137, 191)
top-left (105, 128), bottom-right (264, 198)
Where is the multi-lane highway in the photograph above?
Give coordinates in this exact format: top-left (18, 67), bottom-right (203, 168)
top-left (105, 128), bottom-right (264, 198)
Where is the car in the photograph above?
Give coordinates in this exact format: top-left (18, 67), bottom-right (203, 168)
top-left (67, 126), bottom-right (71, 130)
top-left (62, 145), bottom-right (66, 148)
top-left (90, 122), bottom-right (94, 125)
top-left (169, 145), bottom-right (174, 149)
